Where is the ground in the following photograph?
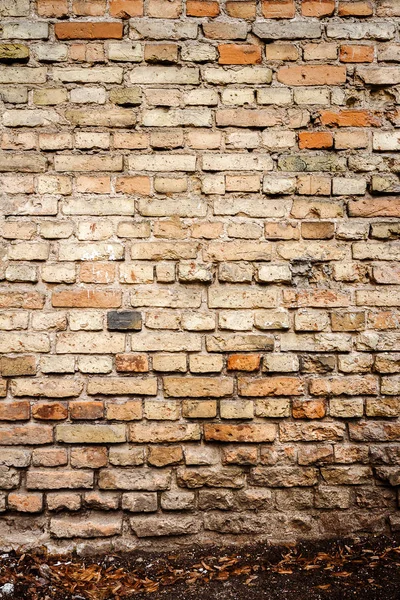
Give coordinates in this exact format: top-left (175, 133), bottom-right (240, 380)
top-left (0, 535), bottom-right (400, 600)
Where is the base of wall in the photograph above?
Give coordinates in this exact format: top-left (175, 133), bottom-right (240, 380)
top-left (0, 510), bottom-right (396, 555)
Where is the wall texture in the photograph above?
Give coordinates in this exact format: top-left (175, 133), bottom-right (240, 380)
top-left (0, 0), bottom-right (400, 552)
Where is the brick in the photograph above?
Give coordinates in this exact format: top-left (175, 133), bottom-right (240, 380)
top-left (339, 1), bottom-right (373, 16)
top-left (227, 354), bottom-right (260, 371)
top-left (299, 132), bottom-right (333, 149)
top-left (11, 378), bottom-right (82, 398)
top-left (0, 356), bottom-right (36, 377)
top-left (187, 0), bottom-right (219, 15)
top-left (340, 44), bottom-right (374, 62)
top-left (277, 66), bottom-right (347, 86)
top-left (319, 109), bottom-right (381, 127)
top-left (226, 1), bottom-right (256, 18)
top-left (50, 514), bottom-right (121, 538)
top-left (262, 0), bottom-right (295, 17)
top-left (302, 0), bottom-right (335, 15)
top-left (52, 290), bottom-right (121, 308)
top-left (130, 515), bottom-right (199, 537)
top-left (87, 377), bottom-right (156, 396)
top-left (110, 0), bottom-right (143, 16)
top-left (204, 423), bottom-right (276, 442)
top-left (182, 399), bottom-right (216, 418)
top-left (218, 44), bottom-right (261, 65)
top-left (253, 21), bottom-right (321, 40)
top-left (164, 377), bottom-right (233, 397)
top-left (55, 23), bottom-right (123, 40)
top-left (56, 424), bottom-right (125, 444)
top-left (129, 422), bottom-right (200, 443)
top-left (238, 377), bottom-right (303, 397)
top-left (107, 311), bottom-right (142, 331)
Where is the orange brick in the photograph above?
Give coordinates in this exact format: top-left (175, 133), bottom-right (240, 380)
top-left (52, 290), bottom-right (121, 308)
top-left (55, 22), bottom-right (123, 40)
top-left (338, 1), bottom-right (373, 16)
top-left (116, 176), bottom-right (151, 195)
top-left (37, 0), bottom-right (68, 16)
top-left (80, 263), bottom-right (116, 284)
top-left (187, 0), bottom-right (220, 16)
top-left (319, 109), bottom-right (381, 127)
top-left (72, 0), bottom-right (106, 14)
top-left (110, 0), bottom-right (143, 16)
top-left (301, 0), bottom-right (335, 16)
top-left (299, 132), bottom-right (334, 149)
top-left (339, 45), bottom-right (374, 63)
top-left (277, 65), bottom-right (346, 86)
top-left (226, 0), bottom-right (256, 18)
top-left (262, 0), bottom-right (295, 18)
top-left (218, 44), bottom-right (262, 65)
top-left (227, 355), bottom-right (261, 371)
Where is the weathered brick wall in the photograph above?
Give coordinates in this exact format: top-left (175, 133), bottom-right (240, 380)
top-left (0, 0), bottom-right (400, 552)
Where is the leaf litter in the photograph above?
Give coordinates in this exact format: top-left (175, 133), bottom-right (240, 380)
top-left (0, 534), bottom-right (399, 600)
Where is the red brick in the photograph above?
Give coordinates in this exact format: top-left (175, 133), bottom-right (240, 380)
top-left (55, 22), bottom-right (123, 40)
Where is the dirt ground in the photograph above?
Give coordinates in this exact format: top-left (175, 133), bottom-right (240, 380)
top-left (0, 534), bottom-right (400, 600)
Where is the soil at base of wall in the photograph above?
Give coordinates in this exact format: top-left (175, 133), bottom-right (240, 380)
top-left (0, 534), bottom-right (400, 600)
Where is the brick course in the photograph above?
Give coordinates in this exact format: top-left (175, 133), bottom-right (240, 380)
top-left (0, 0), bottom-right (399, 551)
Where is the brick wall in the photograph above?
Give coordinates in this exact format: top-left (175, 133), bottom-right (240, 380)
top-left (0, 0), bottom-right (399, 551)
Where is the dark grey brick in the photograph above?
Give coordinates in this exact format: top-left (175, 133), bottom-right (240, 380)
top-left (107, 311), bottom-right (142, 331)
